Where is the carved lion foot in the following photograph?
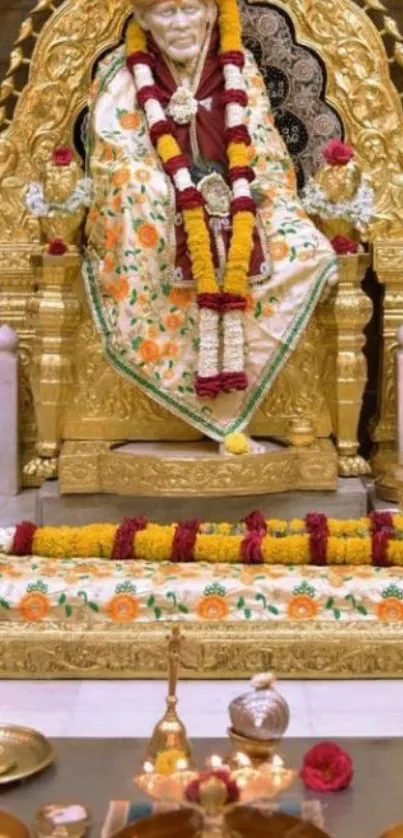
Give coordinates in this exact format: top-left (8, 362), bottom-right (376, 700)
top-left (338, 454), bottom-right (371, 477)
top-left (23, 456), bottom-right (58, 481)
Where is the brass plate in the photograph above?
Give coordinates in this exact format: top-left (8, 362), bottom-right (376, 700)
top-left (0, 810), bottom-right (29, 838)
top-left (0, 724), bottom-right (54, 785)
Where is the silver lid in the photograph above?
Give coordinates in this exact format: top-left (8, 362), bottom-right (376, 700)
top-left (229, 673), bottom-right (290, 742)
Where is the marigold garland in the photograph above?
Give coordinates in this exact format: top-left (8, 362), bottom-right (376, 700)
top-left (6, 511), bottom-right (403, 565)
top-left (125, 0), bottom-right (257, 397)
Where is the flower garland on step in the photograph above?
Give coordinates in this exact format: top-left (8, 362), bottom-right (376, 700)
top-left (5, 511), bottom-right (403, 565)
top-left (125, 0), bottom-right (256, 398)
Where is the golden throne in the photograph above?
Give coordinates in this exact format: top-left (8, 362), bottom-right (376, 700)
top-left (1, 0), bottom-right (403, 498)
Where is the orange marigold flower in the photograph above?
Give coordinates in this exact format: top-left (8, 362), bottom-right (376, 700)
top-left (140, 339), bottom-right (160, 363)
top-left (18, 592), bottom-right (50, 622)
top-left (377, 598), bottom-right (403, 622)
top-left (165, 311), bottom-right (184, 331)
top-left (287, 595), bottom-right (319, 620)
top-left (298, 249), bottom-right (315, 262)
top-left (119, 111), bottom-right (141, 130)
top-left (112, 167), bottom-right (131, 187)
top-left (137, 223), bottom-right (158, 248)
top-left (107, 593), bottom-right (140, 623)
top-left (169, 287), bottom-right (193, 308)
top-left (244, 293), bottom-right (254, 313)
top-left (196, 595), bottom-right (229, 621)
top-left (268, 239), bottom-right (289, 261)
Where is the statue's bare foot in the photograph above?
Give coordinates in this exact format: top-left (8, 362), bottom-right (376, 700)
top-left (220, 433), bottom-right (265, 456)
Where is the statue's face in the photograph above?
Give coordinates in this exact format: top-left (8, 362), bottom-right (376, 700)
top-left (138, 0), bottom-right (216, 65)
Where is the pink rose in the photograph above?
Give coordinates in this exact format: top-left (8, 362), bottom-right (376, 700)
top-left (52, 147), bottom-right (74, 167)
top-left (48, 239), bottom-right (67, 256)
top-left (331, 236), bottom-right (359, 255)
top-left (301, 742), bottom-right (353, 792)
top-left (323, 139), bottom-right (354, 166)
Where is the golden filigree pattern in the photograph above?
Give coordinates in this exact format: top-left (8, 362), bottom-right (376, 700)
top-left (0, 621), bottom-right (401, 678)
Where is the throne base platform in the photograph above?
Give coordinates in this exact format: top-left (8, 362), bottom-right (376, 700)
top-left (57, 438), bottom-right (339, 498)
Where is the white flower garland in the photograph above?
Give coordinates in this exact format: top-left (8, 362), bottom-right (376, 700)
top-left (25, 179), bottom-right (92, 217)
top-left (301, 179), bottom-right (374, 232)
top-left (0, 527), bottom-right (16, 554)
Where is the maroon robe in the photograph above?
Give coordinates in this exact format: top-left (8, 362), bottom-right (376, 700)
top-left (147, 28), bottom-right (265, 282)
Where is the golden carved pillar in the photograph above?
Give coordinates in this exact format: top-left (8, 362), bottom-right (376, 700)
top-left (319, 253), bottom-right (372, 476)
top-left (372, 240), bottom-right (403, 501)
top-left (24, 252), bottom-right (81, 481)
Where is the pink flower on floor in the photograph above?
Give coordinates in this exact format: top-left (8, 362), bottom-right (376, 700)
top-left (301, 742), bottom-right (353, 792)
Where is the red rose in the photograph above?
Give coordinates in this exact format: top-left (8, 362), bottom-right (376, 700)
top-left (331, 235), bottom-right (359, 255)
top-left (52, 146), bottom-right (74, 166)
top-left (323, 139), bottom-right (354, 166)
top-left (185, 769), bottom-right (239, 805)
top-left (301, 742), bottom-right (353, 792)
top-left (48, 238), bottom-right (67, 256)
top-left (243, 511), bottom-right (267, 533)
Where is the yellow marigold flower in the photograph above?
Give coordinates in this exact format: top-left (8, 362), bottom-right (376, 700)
top-left (224, 211), bottom-right (255, 297)
top-left (74, 524), bottom-right (116, 558)
top-left (392, 514), bottom-right (403, 532)
top-left (327, 537), bottom-right (346, 565)
top-left (156, 134), bottom-right (181, 163)
top-left (182, 207), bottom-right (217, 294)
top-left (386, 540), bottom-right (403, 566)
top-left (194, 534), bottom-right (242, 562)
top-left (126, 21), bottom-right (146, 54)
top-left (261, 534), bottom-right (309, 564)
top-left (135, 526), bottom-right (173, 561)
top-left (266, 519), bottom-right (287, 534)
top-left (154, 749), bottom-right (187, 775)
top-left (227, 141), bottom-right (250, 169)
top-left (217, 0), bottom-right (242, 52)
top-left (328, 518), bottom-right (369, 537)
top-left (224, 432), bottom-right (250, 455)
top-left (345, 537), bottom-right (372, 565)
top-left (289, 518), bottom-right (305, 532)
top-left (217, 523), bottom-right (232, 535)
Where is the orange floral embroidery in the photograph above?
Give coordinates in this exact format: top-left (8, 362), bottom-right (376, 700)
top-left (377, 598), bottom-right (403, 622)
top-left (244, 293), bottom-right (254, 313)
top-left (298, 249), bottom-right (315, 262)
top-left (18, 593), bottom-right (50, 622)
top-left (262, 303), bottom-right (274, 317)
top-left (135, 168), bottom-right (151, 183)
top-left (105, 276), bottom-right (129, 301)
top-left (112, 167), bottom-right (131, 187)
top-left (107, 593), bottom-right (139, 623)
top-left (105, 228), bottom-right (119, 250)
top-left (119, 111), bottom-right (141, 130)
top-left (285, 167), bottom-right (297, 191)
top-left (147, 324), bottom-right (159, 339)
top-left (140, 339), bottom-right (160, 363)
top-left (169, 287), bottom-right (193, 308)
top-left (162, 340), bottom-right (180, 359)
top-left (196, 595), bottom-right (229, 620)
top-left (87, 207), bottom-right (100, 223)
top-left (165, 312), bottom-right (184, 331)
top-left (137, 223), bottom-right (158, 248)
top-left (104, 254), bottom-right (115, 273)
top-left (111, 193), bottom-right (122, 213)
top-left (287, 595), bottom-right (319, 620)
top-left (268, 239), bottom-right (289, 261)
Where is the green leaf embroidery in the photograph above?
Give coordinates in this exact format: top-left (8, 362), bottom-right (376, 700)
top-left (326, 597), bottom-right (334, 609)
top-left (237, 596), bottom-right (245, 609)
top-left (65, 604), bottom-right (73, 618)
top-left (356, 604), bottom-right (368, 616)
top-left (244, 608), bottom-right (252, 619)
top-left (268, 604), bottom-right (279, 615)
top-left (333, 608), bottom-right (341, 620)
top-left (178, 603), bottom-right (188, 613)
top-left (154, 606), bottom-right (162, 619)
top-left (89, 601), bottom-right (99, 612)
top-left (58, 593), bottom-right (67, 605)
top-left (0, 599), bottom-right (9, 609)
top-left (147, 594), bottom-right (155, 607)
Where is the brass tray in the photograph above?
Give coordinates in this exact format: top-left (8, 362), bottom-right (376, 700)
top-left (0, 723), bottom-right (54, 784)
top-left (0, 810), bottom-right (29, 838)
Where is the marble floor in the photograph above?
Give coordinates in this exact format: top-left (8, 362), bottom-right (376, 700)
top-left (0, 490), bottom-right (402, 739)
top-left (0, 679), bottom-right (402, 738)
